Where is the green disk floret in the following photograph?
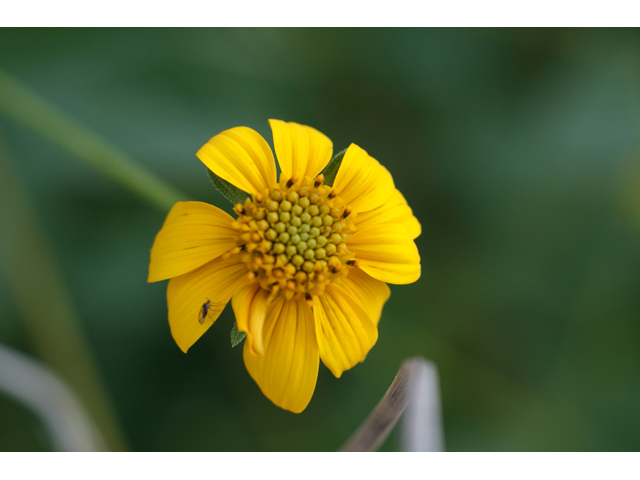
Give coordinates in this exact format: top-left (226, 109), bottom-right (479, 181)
top-left (229, 174), bottom-right (356, 301)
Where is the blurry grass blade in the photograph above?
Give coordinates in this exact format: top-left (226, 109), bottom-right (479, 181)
top-left (0, 69), bottom-right (188, 213)
top-left (0, 136), bottom-right (128, 451)
top-left (230, 322), bottom-right (246, 348)
top-left (207, 168), bottom-right (250, 206)
top-left (0, 343), bottom-right (104, 452)
top-left (321, 148), bottom-right (347, 187)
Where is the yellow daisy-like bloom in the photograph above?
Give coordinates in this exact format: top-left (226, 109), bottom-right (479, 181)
top-left (148, 119), bottom-right (421, 413)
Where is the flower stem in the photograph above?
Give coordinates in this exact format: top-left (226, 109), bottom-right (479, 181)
top-left (0, 69), bottom-right (189, 213)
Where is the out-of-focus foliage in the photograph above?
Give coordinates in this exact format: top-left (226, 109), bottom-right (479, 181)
top-left (1, 28), bottom-right (640, 451)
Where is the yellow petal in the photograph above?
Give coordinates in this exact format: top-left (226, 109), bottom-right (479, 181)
top-left (269, 119), bottom-right (333, 182)
top-left (167, 255), bottom-right (248, 353)
top-left (243, 297), bottom-right (319, 413)
top-left (313, 284), bottom-right (378, 378)
top-left (339, 267), bottom-right (391, 326)
top-left (232, 283), bottom-right (270, 356)
top-left (347, 223), bottom-right (421, 285)
top-left (354, 189), bottom-right (421, 240)
top-left (331, 143), bottom-right (395, 214)
top-left (196, 126), bottom-right (277, 196)
top-left (148, 202), bottom-right (238, 283)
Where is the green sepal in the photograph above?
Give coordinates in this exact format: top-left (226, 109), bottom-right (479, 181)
top-left (322, 148), bottom-right (347, 187)
top-left (206, 168), bottom-right (250, 206)
top-left (230, 322), bottom-right (246, 348)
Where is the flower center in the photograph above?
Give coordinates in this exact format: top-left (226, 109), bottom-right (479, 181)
top-left (229, 174), bottom-right (356, 303)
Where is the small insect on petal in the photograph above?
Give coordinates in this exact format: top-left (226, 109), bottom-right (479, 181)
top-left (198, 300), bottom-right (211, 324)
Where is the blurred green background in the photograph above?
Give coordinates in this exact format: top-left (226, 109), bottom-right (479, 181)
top-left (1, 28), bottom-right (640, 451)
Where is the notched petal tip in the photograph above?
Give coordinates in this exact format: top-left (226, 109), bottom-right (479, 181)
top-left (269, 119), bottom-right (333, 182)
top-left (196, 126), bottom-right (277, 196)
top-left (347, 223), bottom-right (421, 285)
top-left (354, 189), bottom-right (422, 240)
top-left (331, 143), bottom-right (395, 214)
top-left (243, 298), bottom-right (319, 413)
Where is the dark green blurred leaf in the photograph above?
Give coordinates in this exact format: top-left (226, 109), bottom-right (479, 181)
top-left (322, 148), bottom-right (347, 186)
top-left (206, 168), bottom-right (249, 206)
top-left (230, 322), bottom-right (246, 348)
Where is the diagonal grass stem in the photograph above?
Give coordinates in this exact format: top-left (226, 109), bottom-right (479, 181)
top-left (0, 136), bottom-right (128, 451)
top-left (0, 69), bottom-right (189, 213)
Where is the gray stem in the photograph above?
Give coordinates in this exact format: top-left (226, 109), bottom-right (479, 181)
top-left (0, 343), bottom-right (104, 452)
top-left (339, 357), bottom-right (444, 452)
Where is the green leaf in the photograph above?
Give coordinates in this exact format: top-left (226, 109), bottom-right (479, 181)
top-left (206, 168), bottom-right (250, 206)
top-left (230, 322), bottom-right (246, 348)
top-left (322, 148), bottom-right (347, 187)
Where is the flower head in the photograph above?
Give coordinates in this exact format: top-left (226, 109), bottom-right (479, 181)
top-left (148, 120), bottom-right (421, 413)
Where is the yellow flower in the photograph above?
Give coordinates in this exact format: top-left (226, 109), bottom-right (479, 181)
top-left (148, 120), bottom-right (421, 413)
